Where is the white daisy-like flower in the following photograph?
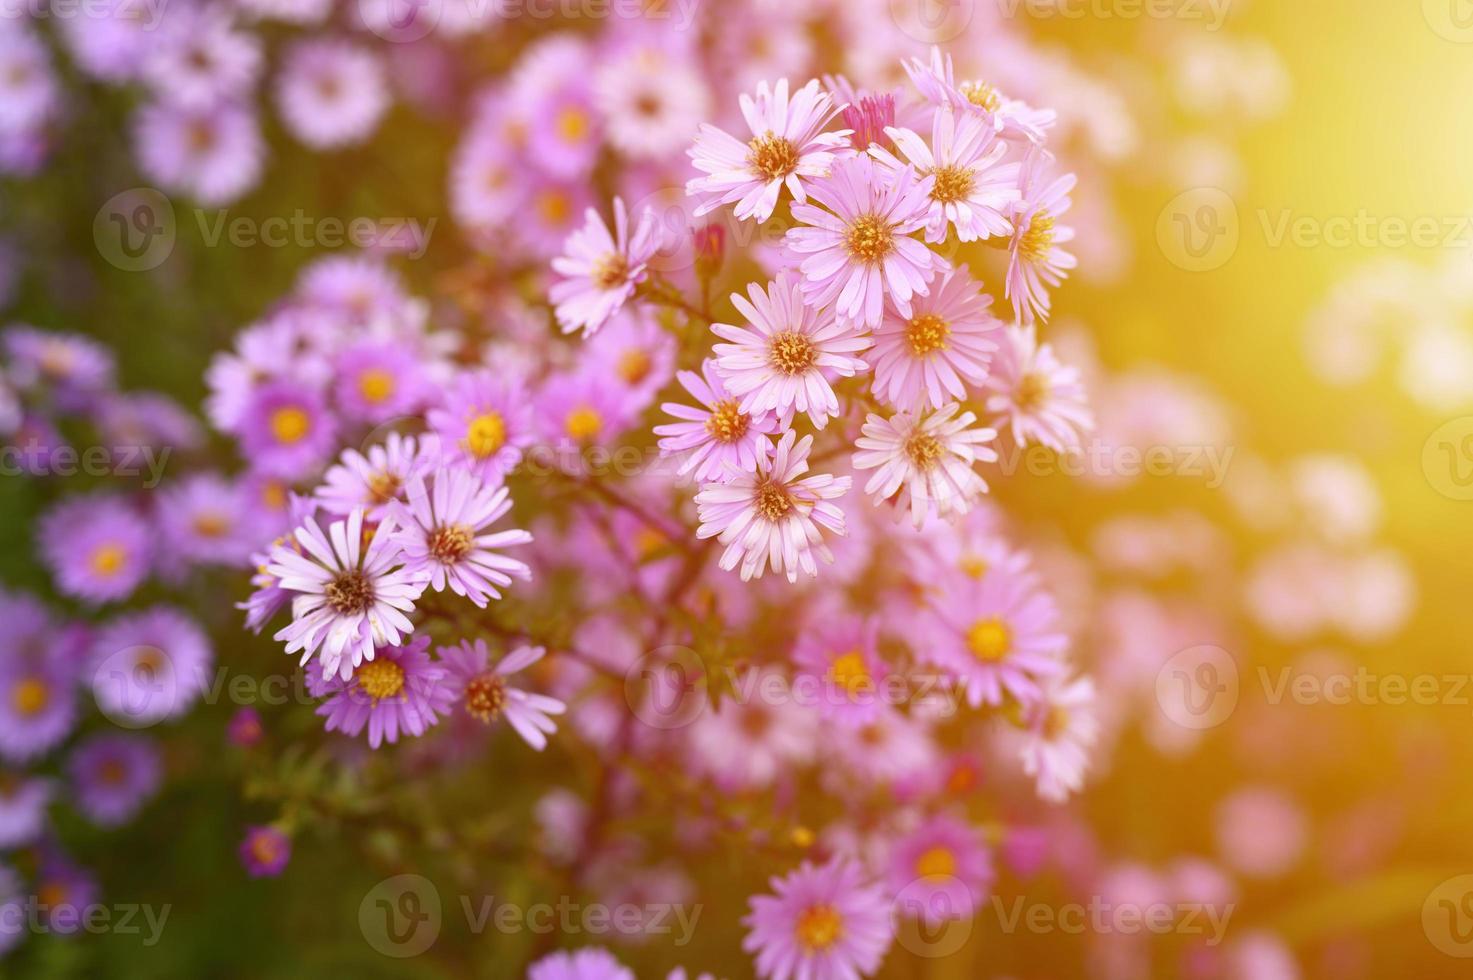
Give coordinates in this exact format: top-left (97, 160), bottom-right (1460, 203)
top-left (852, 403), bottom-right (997, 528)
top-left (388, 467), bottom-right (533, 608)
top-left (695, 431), bottom-right (851, 582)
top-left (710, 273), bottom-right (870, 429)
top-left (268, 509), bottom-right (424, 682)
top-left (686, 78), bottom-right (851, 223)
top-left (1016, 674), bottom-right (1098, 803)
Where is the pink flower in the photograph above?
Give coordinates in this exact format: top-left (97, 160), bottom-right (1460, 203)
top-left (1016, 674), bottom-right (1099, 803)
top-left (687, 78), bottom-right (850, 223)
top-left (695, 432), bottom-right (851, 582)
top-left (985, 324), bottom-right (1093, 452)
top-left (655, 358), bottom-right (779, 483)
top-left (852, 404), bottom-right (997, 528)
top-left (389, 468), bottom-right (533, 608)
top-left (887, 814), bottom-right (993, 924)
top-left (902, 46), bottom-right (1056, 144)
top-left (784, 154), bottom-right (941, 328)
top-left (275, 39), bottom-right (389, 150)
top-left (790, 615), bottom-right (889, 727)
top-left (870, 266), bottom-right (1002, 411)
top-left (920, 565), bottom-right (1068, 708)
top-left (550, 197), bottom-right (664, 337)
top-left (267, 509), bottom-right (424, 682)
top-left (315, 636), bottom-right (454, 748)
top-left (1005, 149), bottom-right (1077, 323)
top-left (427, 370), bottom-right (536, 486)
top-left (439, 640), bottom-right (566, 750)
top-left (711, 274), bottom-right (870, 429)
top-left (743, 858), bottom-right (893, 980)
top-left (874, 106), bottom-right (1019, 243)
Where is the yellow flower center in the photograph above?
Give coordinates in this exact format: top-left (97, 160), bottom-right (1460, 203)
top-left (1019, 210), bottom-right (1055, 264)
top-left (358, 369), bottom-right (395, 404)
top-left (634, 526), bottom-right (668, 560)
top-left (1044, 705), bottom-right (1070, 739)
top-left (592, 253), bottom-right (629, 290)
top-left (827, 651), bottom-right (870, 696)
top-left (325, 570), bottom-right (373, 615)
top-left (11, 677), bottom-right (48, 716)
top-left (747, 131), bottom-right (799, 181)
top-left (192, 513), bottom-right (229, 538)
top-left (537, 190), bottom-right (570, 225)
top-left (844, 213), bottom-right (894, 264)
top-left (754, 481), bottom-right (792, 521)
top-left (618, 348), bottom-right (652, 385)
top-left (355, 658), bottom-right (405, 701)
top-left (1016, 371), bottom-right (1050, 411)
top-left (959, 555), bottom-right (988, 579)
top-left (250, 832), bottom-right (285, 867)
top-left (930, 165), bottom-right (975, 204)
top-left (769, 331), bottom-right (817, 375)
top-left (464, 672), bottom-right (506, 722)
top-left (904, 432), bottom-right (944, 470)
top-left (428, 524), bottom-right (474, 564)
top-left (260, 480), bottom-right (288, 511)
top-left (556, 106), bottom-right (589, 143)
top-left (961, 80), bottom-right (1001, 112)
top-left (916, 845), bottom-right (958, 880)
top-left (966, 617), bottom-right (1012, 662)
top-left (465, 412), bottom-right (507, 458)
top-left (367, 471), bottom-right (400, 504)
top-left (794, 904), bottom-right (843, 953)
top-left (565, 406), bottom-right (603, 442)
top-left (269, 406), bottom-right (310, 445)
top-left (905, 312), bottom-right (950, 356)
top-left (704, 400), bottom-right (750, 444)
top-left (89, 543), bottom-right (126, 577)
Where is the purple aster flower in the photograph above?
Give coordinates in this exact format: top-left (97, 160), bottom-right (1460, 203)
top-left (331, 340), bottom-right (425, 423)
top-left (227, 707), bottom-right (263, 748)
top-left (295, 255), bottom-right (410, 321)
top-left (57, 0), bottom-right (151, 82)
top-left (89, 606), bottom-right (213, 727)
top-left (686, 78), bottom-right (850, 223)
top-left (584, 308), bottom-right (677, 409)
top-left (30, 856), bottom-right (98, 935)
top-left (97, 391), bottom-right (204, 457)
top-left (528, 947), bottom-right (634, 980)
top-left (790, 615), bottom-right (890, 728)
top-left (427, 370), bottom-right (536, 486)
top-left (2, 325), bottom-right (115, 404)
top-left (0, 654), bottom-right (76, 760)
top-left (0, 773), bottom-right (52, 848)
top-left (317, 434), bottom-right (431, 522)
top-left (784, 153), bottom-right (941, 328)
top-left (37, 494), bottom-right (151, 604)
top-left (68, 734), bottom-right (161, 828)
top-left (450, 128), bottom-right (522, 234)
top-left (902, 46), bottom-right (1056, 144)
top-left (315, 636), bottom-right (453, 748)
top-left (238, 379), bottom-right (337, 479)
top-left (743, 858), bottom-right (894, 980)
top-left (887, 813), bottom-right (993, 924)
top-left (870, 265), bottom-right (1001, 412)
top-left (873, 106), bottom-right (1021, 244)
top-left (239, 825), bottom-right (291, 877)
top-left (919, 565), bottom-right (1068, 709)
top-left (134, 99), bottom-right (265, 206)
top-left (1004, 149), bottom-right (1077, 324)
top-left (142, 5), bottom-right (262, 110)
top-left (710, 273), bottom-right (871, 430)
top-left (0, 24), bottom-right (60, 138)
top-left (984, 324), bottom-right (1093, 452)
top-left (512, 35), bottom-right (602, 179)
top-left (516, 175), bottom-right (596, 259)
top-left (267, 509), bottom-right (424, 682)
top-left (532, 369), bottom-right (642, 457)
top-left (655, 358), bottom-right (779, 484)
top-left (439, 640), bottom-right (566, 750)
top-left (276, 39), bottom-right (389, 150)
top-left (550, 197), bottom-right (664, 338)
top-left (390, 468), bottom-right (533, 608)
top-left (156, 473), bottom-right (254, 566)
